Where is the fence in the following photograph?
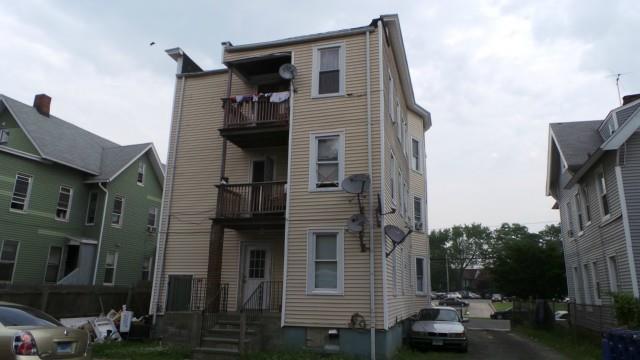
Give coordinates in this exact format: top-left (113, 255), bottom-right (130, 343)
top-left (513, 300), bottom-right (618, 334)
top-left (0, 284), bottom-right (151, 318)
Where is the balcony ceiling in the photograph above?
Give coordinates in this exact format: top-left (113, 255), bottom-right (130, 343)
top-left (227, 53), bottom-right (291, 86)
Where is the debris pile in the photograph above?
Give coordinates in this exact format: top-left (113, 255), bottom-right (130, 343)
top-left (60, 305), bottom-right (150, 343)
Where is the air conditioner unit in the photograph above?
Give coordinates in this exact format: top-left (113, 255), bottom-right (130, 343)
top-left (146, 225), bottom-right (157, 233)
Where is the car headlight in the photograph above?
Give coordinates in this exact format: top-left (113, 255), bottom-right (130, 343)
top-left (449, 331), bottom-right (466, 338)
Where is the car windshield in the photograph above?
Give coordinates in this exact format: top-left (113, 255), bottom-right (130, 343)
top-left (0, 306), bottom-right (62, 327)
top-left (418, 309), bottom-right (460, 322)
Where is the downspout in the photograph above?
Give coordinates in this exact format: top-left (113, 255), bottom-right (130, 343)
top-left (365, 28), bottom-right (376, 360)
top-left (615, 149), bottom-right (640, 297)
top-left (92, 182), bottom-right (109, 285)
top-left (377, 19), bottom-right (389, 331)
top-left (151, 75), bottom-right (186, 324)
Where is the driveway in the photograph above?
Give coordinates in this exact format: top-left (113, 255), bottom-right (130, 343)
top-left (411, 329), bottom-right (566, 359)
top-left (466, 300), bottom-right (493, 319)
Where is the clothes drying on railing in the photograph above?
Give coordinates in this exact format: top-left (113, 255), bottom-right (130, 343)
top-left (227, 91), bottom-right (290, 104)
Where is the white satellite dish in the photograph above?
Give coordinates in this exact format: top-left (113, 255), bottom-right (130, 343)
top-left (341, 174), bottom-right (371, 194)
top-left (384, 225), bottom-right (413, 257)
top-left (347, 214), bottom-right (367, 233)
top-left (278, 63), bottom-right (298, 80)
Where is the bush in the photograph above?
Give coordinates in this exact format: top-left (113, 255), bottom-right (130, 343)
top-left (612, 293), bottom-right (640, 329)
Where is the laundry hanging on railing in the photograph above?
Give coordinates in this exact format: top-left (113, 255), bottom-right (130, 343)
top-left (227, 91), bottom-right (290, 104)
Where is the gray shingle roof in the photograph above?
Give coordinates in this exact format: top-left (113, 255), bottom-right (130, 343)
top-left (0, 94), bottom-right (163, 182)
top-left (550, 120), bottom-right (603, 171)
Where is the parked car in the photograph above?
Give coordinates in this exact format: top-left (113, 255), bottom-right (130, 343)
top-left (467, 291), bottom-right (482, 299)
top-left (0, 302), bottom-right (91, 359)
top-left (410, 307), bottom-right (468, 352)
top-left (555, 310), bottom-right (569, 321)
top-left (446, 292), bottom-right (462, 299)
top-left (490, 308), bottom-right (512, 320)
top-left (491, 293), bottom-right (503, 302)
top-left (432, 292), bottom-right (446, 300)
top-left (439, 298), bottom-right (469, 307)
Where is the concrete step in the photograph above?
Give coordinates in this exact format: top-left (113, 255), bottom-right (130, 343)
top-left (200, 336), bottom-right (252, 350)
top-left (204, 327), bottom-right (257, 339)
top-left (192, 347), bottom-right (239, 360)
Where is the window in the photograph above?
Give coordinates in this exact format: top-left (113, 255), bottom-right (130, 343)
top-left (401, 116), bottom-right (407, 155)
top-left (142, 256), bottom-right (153, 281)
top-left (137, 160), bottom-right (145, 185)
top-left (85, 192), bottom-right (98, 225)
top-left (608, 120), bottom-right (616, 136)
top-left (0, 241), bottom-right (18, 282)
top-left (147, 207), bottom-right (158, 229)
top-left (582, 264), bottom-right (592, 304)
top-left (390, 152), bottom-right (396, 203)
top-left (0, 128), bottom-right (9, 144)
top-left (166, 275), bottom-right (193, 311)
top-left (310, 133), bottom-right (344, 191)
top-left (582, 184), bottom-right (592, 223)
top-left (565, 202), bottom-right (575, 237)
top-left (44, 246), bottom-right (62, 284)
top-left (393, 249), bottom-right (399, 296)
top-left (402, 181), bottom-right (409, 219)
top-left (411, 138), bottom-right (422, 172)
top-left (388, 70), bottom-right (395, 122)
top-left (572, 266), bottom-right (581, 303)
top-left (574, 192), bottom-right (584, 232)
top-left (596, 171), bottom-right (610, 218)
top-left (401, 246), bottom-right (407, 296)
top-left (55, 186), bottom-right (73, 221)
top-left (607, 256), bottom-right (619, 292)
top-left (111, 195), bottom-right (124, 226)
top-left (10, 173), bottom-right (32, 211)
top-left (307, 230), bottom-right (343, 294)
top-left (590, 262), bottom-right (602, 304)
top-left (312, 44), bottom-right (344, 97)
top-left (415, 257), bottom-right (426, 294)
top-left (398, 172), bottom-right (405, 217)
top-left (396, 102), bottom-right (402, 141)
top-left (414, 196), bottom-right (424, 231)
top-left (103, 252), bottom-right (118, 285)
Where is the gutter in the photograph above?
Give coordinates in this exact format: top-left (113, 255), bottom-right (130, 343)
top-left (377, 19), bottom-right (389, 331)
top-left (365, 28), bottom-right (376, 360)
top-left (92, 182), bottom-right (109, 285)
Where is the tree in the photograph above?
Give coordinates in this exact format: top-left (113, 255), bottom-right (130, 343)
top-left (489, 224), bottom-right (566, 299)
top-left (429, 223), bottom-right (493, 291)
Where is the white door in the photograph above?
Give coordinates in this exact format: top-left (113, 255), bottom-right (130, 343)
top-left (242, 246), bottom-right (271, 309)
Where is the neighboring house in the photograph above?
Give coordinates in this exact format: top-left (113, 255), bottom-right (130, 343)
top-left (150, 15), bottom-right (431, 359)
top-left (546, 94), bottom-right (640, 330)
top-left (462, 267), bottom-right (492, 294)
top-left (0, 93), bottom-right (164, 287)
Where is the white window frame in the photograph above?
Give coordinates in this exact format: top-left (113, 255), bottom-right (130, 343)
top-left (582, 263), bottom-right (592, 304)
top-left (565, 202), bottom-right (575, 238)
top-left (396, 100), bottom-right (402, 141)
top-left (390, 151), bottom-right (397, 204)
top-left (574, 192), bottom-right (584, 234)
top-left (581, 184), bottom-right (592, 225)
top-left (44, 245), bottom-right (63, 284)
top-left (608, 120), bottom-right (616, 136)
top-left (148, 207), bottom-right (158, 228)
top-left (572, 266), bottom-right (581, 303)
top-left (137, 160), bottom-right (145, 186)
top-left (388, 70), bottom-right (395, 122)
top-left (0, 128), bottom-right (9, 144)
top-left (306, 229), bottom-right (344, 295)
top-left (0, 240), bottom-right (19, 283)
top-left (85, 191), bottom-right (98, 226)
top-left (308, 131), bottom-right (345, 192)
top-left (413, 195), bottom-right (425, 232)
top-left (103, 251), bottom-right (118, 285)
top-left (415, 256), bottom-right (427, 295)
top-left (411, 137), bottom-right (423, 173)
top-left (142, 255), bottom-right (153, 281)
top-left (595, 170), bottom-right (610, 220)
top-left (607, 255), bottom-right (619, 292)
top-left (55, 185), bottom-right (73, 222)
top-left (10, 173), bottom-right (33, 212)
top-left (590, 261), bottom-right (602, 304)
top-left (111, 195), bottom-right (125, 227)
top-left (393, 249), bottom-right (399, 296)
top-left (311, 43), bottom-right (346, 98)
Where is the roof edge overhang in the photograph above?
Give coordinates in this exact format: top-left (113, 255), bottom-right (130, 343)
top-left (546, 127), bottom-right (569, 197)
top-left (84, 144), bottom-right (165, 185)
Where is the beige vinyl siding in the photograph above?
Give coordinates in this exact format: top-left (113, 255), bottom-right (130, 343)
top-left (154, 72), bottom-right (252, 312)
top-left (224, 30), bottom-right (385, 328)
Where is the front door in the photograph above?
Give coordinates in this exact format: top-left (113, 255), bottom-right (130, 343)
top-left (250, 158), bottom-right (274, 214)
top-left (242, 245), bottom-right (271, 310)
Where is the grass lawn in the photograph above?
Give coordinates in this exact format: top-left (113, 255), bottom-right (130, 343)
top-left (513, 324), bottom-right (601, 360)
top-left (493, 301), bottom-right (512, 312)
top-left (92, 341), bottom-right (191, 360)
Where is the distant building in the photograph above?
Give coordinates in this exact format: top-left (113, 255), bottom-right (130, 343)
top-left (0, 93), bottom-right (164, 286)
top-left (546, 94), bottom-right (640, 329)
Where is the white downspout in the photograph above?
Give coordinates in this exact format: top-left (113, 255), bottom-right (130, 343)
top-left (92, 182), bottom-right (109, 285)
top-left (365, 28), bottom-right (376, 360)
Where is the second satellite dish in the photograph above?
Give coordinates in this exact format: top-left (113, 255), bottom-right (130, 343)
top-left (342, 174), bottom-right (371, 194)
top-left (347, 214), bottom-right (367, 232)
top-left (384, 225), bottom-right (408, 245)
top-left (279, 63), bottom-right (298, 80)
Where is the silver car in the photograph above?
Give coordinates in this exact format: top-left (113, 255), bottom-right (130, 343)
top-left (0, 302), bottom-right (91, 359)
top-left (409, 307), bottom-right (468, 352)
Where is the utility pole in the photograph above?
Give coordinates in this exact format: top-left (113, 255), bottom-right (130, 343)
top-left (445, 252), bottom-right (450, 293)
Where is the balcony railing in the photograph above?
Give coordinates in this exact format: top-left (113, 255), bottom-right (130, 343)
top-left (216, 181), bottom-right (286, 218)
top-left (222, 97), bottom-right (290, 129)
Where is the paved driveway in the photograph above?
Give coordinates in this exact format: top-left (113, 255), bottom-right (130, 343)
top-left (410, 329), bottom-right (567, 359)
top-left (466, 300), bottom-right (493, 319)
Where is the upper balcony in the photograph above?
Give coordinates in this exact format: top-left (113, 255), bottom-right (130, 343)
top-left (213, 181), bottom-right (286, 229)
top-left (219, 96), bottom-right (289, 148)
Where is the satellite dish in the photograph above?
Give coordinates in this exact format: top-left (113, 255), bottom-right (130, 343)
top-left (342, 174), bottom-right (371, 194)
top-left (279, 63), bottom-right (298, 80)
top-left (347, 214), bottom-right (367, 232)
top-left (384, 225), bottom-right (408, 245)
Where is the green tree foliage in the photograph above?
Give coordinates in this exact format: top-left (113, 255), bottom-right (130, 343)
top-left (612, 293), bottom-right (640, 329)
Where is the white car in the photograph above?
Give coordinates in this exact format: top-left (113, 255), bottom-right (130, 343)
top-left (447, 292), bottom-right (462, 299)
top-left (555, 310), bottom-right (569, 321)
top-left (409, 307), bottom-right (468, 352)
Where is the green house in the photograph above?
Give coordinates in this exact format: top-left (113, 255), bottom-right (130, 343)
top-left (0, 93), bottom-right (164, 286)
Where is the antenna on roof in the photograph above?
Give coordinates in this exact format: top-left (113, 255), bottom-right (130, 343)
top-left (608, 72), bottom-right (631, 106)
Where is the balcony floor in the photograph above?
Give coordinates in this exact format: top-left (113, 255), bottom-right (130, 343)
top-left (219, 124), bottom-right (289, 148)
top-left (212, 214), bottom-right (285, 230)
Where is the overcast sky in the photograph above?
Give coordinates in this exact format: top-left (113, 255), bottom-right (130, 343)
top-left (2, 0), bottom-right (639, 232)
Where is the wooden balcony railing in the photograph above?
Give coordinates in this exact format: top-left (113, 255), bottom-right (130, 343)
top-left (222, 98), bottom-right (290, 129)
top-left (216, 181), bottom-right (287, 218)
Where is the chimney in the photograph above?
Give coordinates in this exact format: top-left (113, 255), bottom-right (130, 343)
top-left (33, 94), bottom-right (51, 117)
top-left (622, 94), bottom-right (640, 106)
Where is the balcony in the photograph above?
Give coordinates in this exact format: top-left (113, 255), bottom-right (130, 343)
top-left (219, 97), bottom-right (290, 148)
top-left (214, 181), bottom-right (286, 229)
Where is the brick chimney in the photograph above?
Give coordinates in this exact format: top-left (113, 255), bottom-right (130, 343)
top-left (622, 94), bottom-right (640, 106)
top-left (33, 94), bottom-right (51, 117)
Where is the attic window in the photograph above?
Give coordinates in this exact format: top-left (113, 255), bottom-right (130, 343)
top-left (608, 120), bottom-right (616, 136)
top-left (137, 160), bottom-right (145, 186)
top-left (0, 129), bottom-right (8, 145)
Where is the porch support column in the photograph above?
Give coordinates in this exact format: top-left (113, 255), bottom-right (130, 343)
top-left (206, 222), bottom-right (225, 311)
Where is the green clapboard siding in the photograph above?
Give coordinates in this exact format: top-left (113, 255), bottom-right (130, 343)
top-left (0, 111), bottom-right (39, 155)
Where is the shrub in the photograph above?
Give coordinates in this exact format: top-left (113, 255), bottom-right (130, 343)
top-left (612, 292), bottom-right (640, 329)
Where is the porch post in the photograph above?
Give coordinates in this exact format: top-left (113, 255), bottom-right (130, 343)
top-left (206, 222), bottom-right (225, 311)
